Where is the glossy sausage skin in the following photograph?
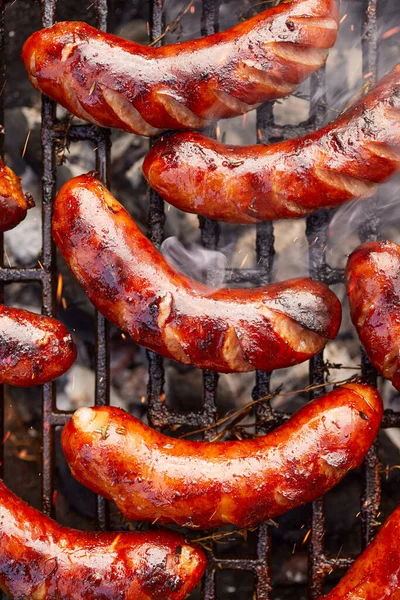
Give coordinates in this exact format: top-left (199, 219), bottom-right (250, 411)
top-left (0, 159), bottom-right (34, 233)
top-left (321, 504), bottom-right (400, 599)
top-left (21, 0), bottom-right (339, 136)
top-left (53, 174), bottom-right (341, 373)
top-left (0, 480), bottom-right (206, 600)
top-left (144, 65), bottom-right (400, 224)
top-left (0, 305), bottom-right (76, 386)
top-left (346, 240), bottom-right (400, 391)
top-left (62, 383), bottom-right (382, 529)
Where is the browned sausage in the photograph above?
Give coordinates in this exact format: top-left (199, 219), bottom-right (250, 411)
top-left (346, 240), bottom-right (400, 391)
top-left (143, 65), bottom-right (400, 224)
top-left (21, 0), bottom-right (339, 136)
top-left (0, 159), bottom-right (34, 233)
top-left (321, 504), bottom-right (400, 599)
top-left (62, 383), bottom-right (382, 529)
top-left (0, 305), bottom-right (76, 386)
top-left (0, 479), bottom-right (206, 599)
top-left (52, 173), bottom-right (341, 373)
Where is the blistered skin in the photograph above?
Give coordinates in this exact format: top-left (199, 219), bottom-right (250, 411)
top-left (321, 505), bottom-right (400, 599)
top-left (0, 480), bottom-right (206, 600)
top-left (53, 174), bottom-right (341, 373)
top-left (346, 240), bottom-right (400, 391)
top-left (144, 65), bottom-right (400, 224)
top-left (0, 305), bottom-right (77, 386)
top-left (0, 159), bottom-right (34, 233)
top-left (21, 0), bottom-right (338, 136)
top-left (62, 383), bottom-right (382, 529)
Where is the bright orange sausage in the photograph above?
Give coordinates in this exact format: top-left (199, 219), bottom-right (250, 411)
top-left (21, 0), bottom-right (338, 136)
top-left (346, 240), bottom-right (400, 391)
top-left (0, 480), bottom-right (206, 599)
top-left (0, 305), bottom-right (76, 386)
top-left (52, 173), bottom-right (342, 374)
top-left (62, 383), bottom-right (383, 529)
top-left (144, 66), bottom-right (400, 224)
top-left (321, 505), bottom-right (400, 600)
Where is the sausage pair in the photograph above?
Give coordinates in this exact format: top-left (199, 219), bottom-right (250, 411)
top-left (22, 0), bottom-right (339, 136)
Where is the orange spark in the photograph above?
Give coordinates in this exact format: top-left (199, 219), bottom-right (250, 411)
top-left (339, 13), bottom-right (347, 24)
top-left (382, 26), bottom-right (400, 39)
top-left (110, 534), bottom-right (122, 551)
top-left (22, 130), bottom-right (31, 159)
top-left (364, 72), bottom-right (373, 79)
top-left (302, 528), bottom-right (311, 545)
top-left (239, 253), bottom-right (249, 268)
top-left (190, 5), bottom-right (195, 13)
top-left (1, 431), bottom-right (11, 445)
top-left (350, 24), bottom-right (354, 32)
top-left (216, 125), bottom-right (221, 139)
top-left (61, 298), bottom-right (67, 310)
top-left (56, 273), bottom-right (63, 305)
top-left (121, 333), bottom-right (126, 339)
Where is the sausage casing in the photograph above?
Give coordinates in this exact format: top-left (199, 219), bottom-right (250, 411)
top-left (21, 0), bottom-right (339, 136)
top-left (0, 479), bottom-right (206, 599)
top-left (52, 173), bottom-right (341, 373)
top-left (62, 383), bottom-right (383, 529)
top-left (144, 65), bottom-right (400, 224)
top-left (0, 160), bottom-right (34, 233)
top-left (321, 505), bottom-right (400, 599)
top-left (0, 305), bottom-right (76, 386)
top-left (346, 240), bottom-right (400, 391)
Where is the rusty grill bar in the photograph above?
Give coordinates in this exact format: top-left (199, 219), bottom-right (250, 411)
top-left (0, 0), bottom-right (399, 598)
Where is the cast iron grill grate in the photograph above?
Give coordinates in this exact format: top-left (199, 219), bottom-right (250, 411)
top-left (0, 0), bottom-right (399, 598)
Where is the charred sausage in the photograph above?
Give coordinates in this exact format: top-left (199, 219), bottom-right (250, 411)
top-left (21, 0), bottom-right (339, 136)
top-left (52, 173), bottom-right (341, 373)
top-left (0, 159), bottom-right (34, 233)
top-left (62, 383), bottom-right (382, 529)
top-left (0, 479), bottom-right (206, 599)
top-left (346, 240), bottom-right (400, 391)
top-left (143, 65), bottom-right (400, 224)
top-left (321, 504), bottom-right (400, 599)
top-left (0, 305), bottom-right (76, 386)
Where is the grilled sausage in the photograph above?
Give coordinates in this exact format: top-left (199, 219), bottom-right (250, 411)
top-left (62, 383), bottom-right (382, 529)
top-left (0, 305), bottom-right (76, 386)
top-left (321, 504), bottom-right (400, 599)
top-left (346, 240), bottom-right (400, 391)
top-left (0, 479), bottom-right (206, 599)
top-left (0, 159), bottom-right (34, 233)
top-left (21, 0), bottom-right (339, 136)
top-left (143, 65), bottom-right (400, 224)
top-left (52, 173), bottom-right (341, 373)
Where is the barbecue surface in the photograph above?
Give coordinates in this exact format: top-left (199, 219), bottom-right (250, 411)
top-left (0, 0), bottom-right (399, 599)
